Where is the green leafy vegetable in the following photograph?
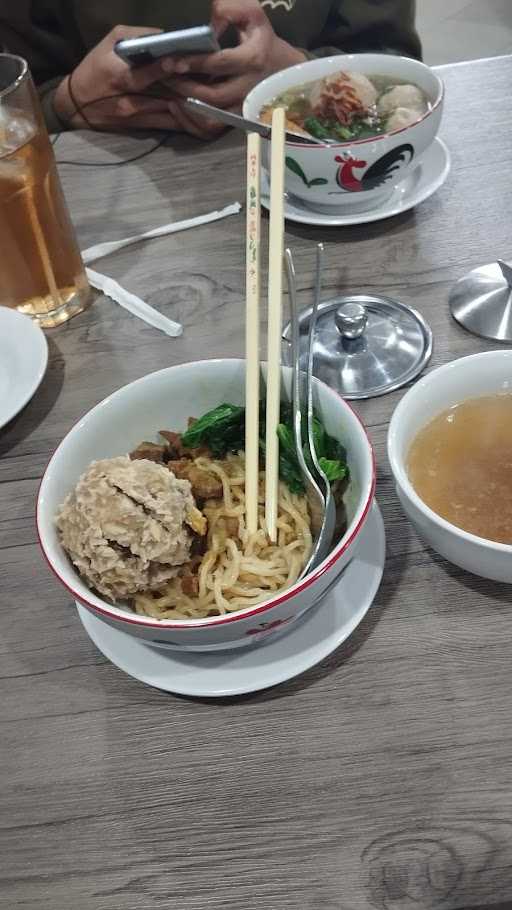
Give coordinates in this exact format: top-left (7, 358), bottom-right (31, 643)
top-left (276, 423), bottom-right (303, 494)
top-left (181, 403), bottom-right (244, 457)
top-left (318, 458), bottom-right (347, 482)
top-left (304, 116), bottom-right (333, 141)
top-left (310, 416), bottom-right (327, 460)
top-left (180, 400), bottom-right (348, 494)
top-left (333, 125), bottom-right (354, 141)
top-left (303, 114), bottom-right (385, 143)
top-left (276, 422), bottom-right (296, 459)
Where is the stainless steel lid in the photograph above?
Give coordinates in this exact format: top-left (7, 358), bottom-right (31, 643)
top-left (282, 293), bottom-right (433, 399)
top-left (449, 260), bottom-right (512, 342)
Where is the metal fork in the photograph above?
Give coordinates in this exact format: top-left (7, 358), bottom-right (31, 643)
top-left (284, 246), bottom-right (336, 577)
top-left (305, 244), bottom-right (337, 570)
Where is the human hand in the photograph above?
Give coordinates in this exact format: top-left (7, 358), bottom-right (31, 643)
top-left (163, 97), bottom-right (229, 140)
top-left (53, 26), bottom-right (179, 131)
top-left (164, 0), bottom-right (306, 116)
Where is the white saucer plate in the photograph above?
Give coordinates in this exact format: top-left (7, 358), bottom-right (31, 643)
top-left (0, 307), bottom-right (48, 431)
top-left (77, 502), bottom-right (385, 698)
top-left (261, 137), bottom-right (450, 228)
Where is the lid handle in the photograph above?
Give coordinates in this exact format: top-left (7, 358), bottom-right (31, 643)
top-left (497, 259), bottom-right (512, 289)
top-left (335, 302), bottom-right (367, 340)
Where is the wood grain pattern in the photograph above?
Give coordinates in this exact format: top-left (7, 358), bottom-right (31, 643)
top-left (2, 58), bottom-right (512, 910)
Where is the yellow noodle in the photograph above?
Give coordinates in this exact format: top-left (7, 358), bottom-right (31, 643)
top-left (133, 452), bottom-right (312, 620)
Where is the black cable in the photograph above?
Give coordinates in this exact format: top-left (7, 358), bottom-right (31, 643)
top-left (55, 133), bottom-right (169, 166)
top-left (67, 69), bottom-right (95, 131)
top-left (52, 87), bottom-right (175, 167)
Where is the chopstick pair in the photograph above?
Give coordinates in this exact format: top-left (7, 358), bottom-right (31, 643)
top-left (245, 108), bottom-right (287, 542)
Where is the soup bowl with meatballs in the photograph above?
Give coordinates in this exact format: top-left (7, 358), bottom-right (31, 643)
top-left (244, 53), bottom-right (444, 213)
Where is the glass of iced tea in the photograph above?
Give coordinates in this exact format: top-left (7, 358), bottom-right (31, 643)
top-left (0, 54), bottom-right (91, 328)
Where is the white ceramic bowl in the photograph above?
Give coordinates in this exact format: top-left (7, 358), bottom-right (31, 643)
top-left (388, 351), bottom-right (512, 583)
top-left (38, 359), bottom-right (375, 651)
top-left (244, 53), bottom-right (444, 214)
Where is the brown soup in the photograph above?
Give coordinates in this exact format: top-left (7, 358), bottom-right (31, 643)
top-left (407, 394), bottom-right (512, 545)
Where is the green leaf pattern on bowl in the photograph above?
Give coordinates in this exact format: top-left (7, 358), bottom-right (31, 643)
top-left (285, 156), bottom-right (328, 189)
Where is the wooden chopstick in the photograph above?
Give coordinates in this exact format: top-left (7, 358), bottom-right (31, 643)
top-left (245, 132), bottom-right (262, 536)
top-left (265, 107), bottom-right (286, 542)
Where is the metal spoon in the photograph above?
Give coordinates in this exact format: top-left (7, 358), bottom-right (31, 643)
top-left (284, 248), bottom-right (330, 579)
top-left (183, 96), bottom-right (327, 146)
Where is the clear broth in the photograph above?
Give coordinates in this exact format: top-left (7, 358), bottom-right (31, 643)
top-left (407, 394), bottom-right (512, 545)
top-left (262, 73), bottom-right (430, 142)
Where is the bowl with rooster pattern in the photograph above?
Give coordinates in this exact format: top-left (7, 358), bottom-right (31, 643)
top-left (244, 53), bottom-right (444, 213)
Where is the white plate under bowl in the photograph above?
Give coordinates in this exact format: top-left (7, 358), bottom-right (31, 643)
top-left (76, 502), bottom-right (385, 698)
top-left (261, 137), bottom-right (450, 228)
top-left (0, 307), bottom-right (48, 430)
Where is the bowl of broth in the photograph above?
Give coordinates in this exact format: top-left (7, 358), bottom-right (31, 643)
top-left (387, 351), bottom-right (512, 583)
top-left (243, 53), bottom-right (444, 213)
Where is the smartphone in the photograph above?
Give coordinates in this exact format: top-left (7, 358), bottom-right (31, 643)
top-left (114, 26), bottom-right (220, 65)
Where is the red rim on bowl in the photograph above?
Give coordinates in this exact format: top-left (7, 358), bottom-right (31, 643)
top-left (37, 360), bottom-right (376, 630)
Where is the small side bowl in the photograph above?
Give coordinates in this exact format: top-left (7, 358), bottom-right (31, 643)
top-left (388, 351), bottom-right (512, 583)
top-left (38, 359), bottom-right (375, 651)
top-left (243, 53), bottom-right (444, 213)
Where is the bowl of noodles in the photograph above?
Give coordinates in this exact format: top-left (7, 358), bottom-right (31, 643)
top-left (243, 53), bottom-right (444, 214)
top-left (37, 359), bottom-right (375, 651)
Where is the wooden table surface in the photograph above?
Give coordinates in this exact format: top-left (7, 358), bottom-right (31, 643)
top-left (2, 56), bottom-right (512, 910)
